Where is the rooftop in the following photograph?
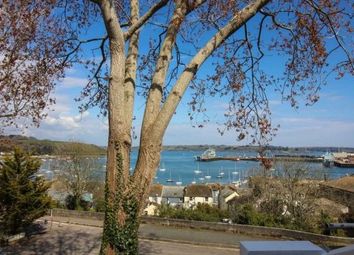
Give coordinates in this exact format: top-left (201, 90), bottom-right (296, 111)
top-left (184, 184), bottom-right (212, 197)
top-left (149, 184), bottom-right (163, 197)
top-left (162, 186), bottom-right (184, 198)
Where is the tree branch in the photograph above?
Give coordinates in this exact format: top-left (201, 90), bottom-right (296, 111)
top-left (152, 0), bottom-right (271, 139)
top-left (124, 0), bottom-right (169, 41)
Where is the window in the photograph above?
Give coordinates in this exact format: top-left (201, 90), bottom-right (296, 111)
top-left (205, 197), bottom-right (209, 201)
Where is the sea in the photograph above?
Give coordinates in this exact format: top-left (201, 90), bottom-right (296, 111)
top-left (40, 149), bottom-right (354, 186)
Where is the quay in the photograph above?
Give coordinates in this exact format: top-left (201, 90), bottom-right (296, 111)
top-left (196, 155), bottom-right (323, 163)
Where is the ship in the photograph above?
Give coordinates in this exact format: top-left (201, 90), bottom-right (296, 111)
top-left (195, 148), bottom-right (216, 161)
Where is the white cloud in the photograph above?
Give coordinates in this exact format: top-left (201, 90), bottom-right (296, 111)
top-left (59, 76), bottom-right (88, 88)
top-left (43, 111), bottom-right (90, 130)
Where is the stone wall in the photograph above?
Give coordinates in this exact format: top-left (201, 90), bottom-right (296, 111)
top-left (49, 208), bottom-right (354, 247)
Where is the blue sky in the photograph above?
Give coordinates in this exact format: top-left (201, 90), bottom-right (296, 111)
top-left (8, 4), bottom-right (354, 147)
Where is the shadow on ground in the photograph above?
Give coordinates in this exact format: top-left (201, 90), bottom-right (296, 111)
top-left (1, 223), bottom-right (162, 255)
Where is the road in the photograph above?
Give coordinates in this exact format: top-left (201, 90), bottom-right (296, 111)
top-left (2, 223), bottom-right (240, 255)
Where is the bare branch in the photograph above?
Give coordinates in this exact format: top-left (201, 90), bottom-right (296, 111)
top-left (152, 0), bottom-right (271, 139)
top-left (124, 0), bottom-right (169, 41)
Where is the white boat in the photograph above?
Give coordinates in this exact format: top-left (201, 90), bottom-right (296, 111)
top-left (176, 180), bottom-right (182, 185)
top-left (216, 167), bottom-right (224, 178)
top-left (204, 169), bottom-right (211, 180)
top-left (194, 162), bottom-right (202, 174)
top-left (166, 169), bottom-right (174, 183)
top-left (191, 180), bottom-right (196, 184)
top-left (159, 162), bottom-right (166, 172)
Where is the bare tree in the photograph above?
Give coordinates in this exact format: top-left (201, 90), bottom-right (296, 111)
top-left (1, 0), bottom-right (353, 253)
top-left (56, 143), bottom-right (98, 210)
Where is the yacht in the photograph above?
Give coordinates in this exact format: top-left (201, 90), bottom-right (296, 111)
top-left (204, 169), bottom-right (211, 180)
top-left (194, 162), bottom-right (202, 174)
top-left (159, 162), bottom-right (166, 172)
top-left (166, 169), bottom-right (174, 183)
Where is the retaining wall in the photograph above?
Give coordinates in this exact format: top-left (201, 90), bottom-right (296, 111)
top-left (49, 208), bottom-right (354, 247)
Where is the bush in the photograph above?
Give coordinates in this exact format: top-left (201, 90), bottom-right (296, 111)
top-left (158, 204), bottom-right (229, 222)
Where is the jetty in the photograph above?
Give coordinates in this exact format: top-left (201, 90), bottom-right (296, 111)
top-left (196, 155), bottom-right (323, 163)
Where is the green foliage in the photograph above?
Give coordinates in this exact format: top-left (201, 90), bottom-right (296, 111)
top-left (0, 148), bottom-right (52, 236)
top-left (158, 203), bottom-right (230, 222)
top-left (65, 194), bottom-right (91, 211)
top-left (100, 149), bottom-right (139, 255)
top-left (94, 198), bottom-right (106, 212)
top-left (231, 203), bottom-right (277, 226)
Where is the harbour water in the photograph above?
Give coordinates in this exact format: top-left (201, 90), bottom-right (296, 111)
top-left (40, 149), bottom-right (354, 185)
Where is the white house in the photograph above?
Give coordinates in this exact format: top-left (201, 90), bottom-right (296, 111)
top-left (148, 184), bottom-right (163, 204)
top-left (184, 184), bottom-right (213, 208)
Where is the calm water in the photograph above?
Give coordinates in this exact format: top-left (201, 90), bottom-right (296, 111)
top-left (40, 149), bottom-right (354, 186)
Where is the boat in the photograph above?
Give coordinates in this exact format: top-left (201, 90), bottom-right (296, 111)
top-left (195, 148), bottom-right (216, 161)
top-left (159, 162), bottom-right (166, 172)
top-left (216, 168), bottom-right (224, 178)
top-left (176, 180), bottom-right (182, 185)
top-left (204, 169), bottom-right (211, 180)
top-left (194, 162), bottom-right (202, 174)
top-left (166, 169), bottom-right (174, 183)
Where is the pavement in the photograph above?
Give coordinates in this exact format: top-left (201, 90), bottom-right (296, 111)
top-left (1, 223), bottom-right (239, 255)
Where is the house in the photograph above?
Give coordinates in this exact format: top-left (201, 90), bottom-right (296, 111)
top-left (148, 184), bottom-right (163, 204)
top-left (161, 186), bottom-right (184, 207)
top-left (184, 184), bottom-right (213, 208)
top-left (219, 185), bottom-right (240, 210)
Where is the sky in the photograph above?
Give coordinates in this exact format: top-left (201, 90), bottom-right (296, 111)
top-left (6, 3), bottom-right (354, 147)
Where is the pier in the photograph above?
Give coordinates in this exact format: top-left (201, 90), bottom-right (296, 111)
top-left (196, 155), bottom-right (323, 163)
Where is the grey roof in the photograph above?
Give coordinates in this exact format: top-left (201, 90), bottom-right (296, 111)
top-left (162, 186), bottom-right (185, 198)
top-left (220, 187), bottom-right (237, 198)
top-left (184, 184), bottom-right (212, 197)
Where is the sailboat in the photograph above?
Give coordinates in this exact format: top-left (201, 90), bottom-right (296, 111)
top-left (166, 169), bottom-right (174, 183)
top-left (191, 178), bottom-right (197, 184)
top-left (232, 162), bottom-right (240, 185)
top-left (176, 176), bottom-right (182, 186)
top-left (159, 162), bottom-right (166, 172)
top-left (216, 167), bottom-right (224, 178)
top-left (194, 162), bottom-right (202, 174)
top-left (204, 169), bottom-right (211, 180)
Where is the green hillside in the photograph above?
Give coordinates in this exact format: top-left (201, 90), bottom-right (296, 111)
top-left (0, 135), bottom-right (106, 155)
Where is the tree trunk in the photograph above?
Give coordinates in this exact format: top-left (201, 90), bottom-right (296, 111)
top-left (99, 0), bottom-right (136, 254)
